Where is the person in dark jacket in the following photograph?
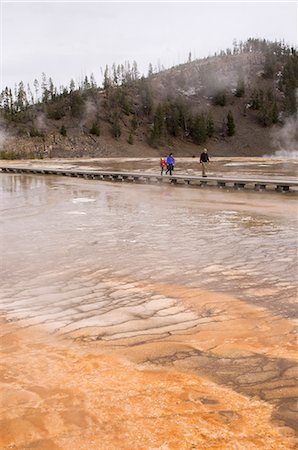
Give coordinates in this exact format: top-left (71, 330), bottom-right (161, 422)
top-left (200, 148), bottom-right (209, 177)
top-left (166, 153), bottom-right (175, 175)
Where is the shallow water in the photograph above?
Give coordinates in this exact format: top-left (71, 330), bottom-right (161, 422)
top-left (1, 160), bottom-right (297, 449)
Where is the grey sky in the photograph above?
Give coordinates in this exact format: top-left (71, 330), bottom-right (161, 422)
top-left (1, 1), bottom-right (297, 90)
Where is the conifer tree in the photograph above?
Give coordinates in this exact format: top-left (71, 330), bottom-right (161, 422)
top-left (83, 76), bottom-right (90, 90)
top-left (206, 115), bottom-right (215, 137)
top-left (271, 101), bottom-right (278, 124)
top-left (111, 112), bottom-right (121, 138)
top-left (139, 79), bottom-right (153, 116)
top-left (213, 90), bottom-right (226, 106)
top-left (33, 79), bottom-right (39, 102)
top-left (16, 81), bottom-right (27, 111)
top-left (3, 87), bottom-right (10, 114)
top-left (191, 114), bottom-right (207, 144)
top-left (60, 125), bottom-right (67, 136)
top-left (27, 83), bottom-right (34, 105)
top-left (227, 111), bottom-right (236, 136)
top-left (148, 63), bottom-right (153, 77)
top-left (112, 63), bottom-right (118, 86)
top-left (103, 65), bottom-right (111, 90)
top-left (48, 77), bottom-right (55, 100)
top-left (132, 61), bottom-right (139, 81)
top-left (9, 89), bottom-right (14, 114)
top-left (235, 77), bottom-right (245, 97)
top-left (41, 72), bottom-right (49, 103)
top-left (69, 79), bottom-right (75, 92)
top-left (90, 122), bottom-right (100, 136)
top-left (151, 104), bottom-right (164, 141)
top-left (90, 73), bottom-right (97, 89)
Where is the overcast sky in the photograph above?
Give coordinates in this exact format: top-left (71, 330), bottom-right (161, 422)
top-left (1, 1), bottom-right (297, 90)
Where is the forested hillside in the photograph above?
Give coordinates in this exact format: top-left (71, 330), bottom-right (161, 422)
top-left (0, 38), bottom-right (297, 159)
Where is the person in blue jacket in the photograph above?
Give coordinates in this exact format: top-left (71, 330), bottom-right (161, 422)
top-left (166, 153), bottom-right (175, 175)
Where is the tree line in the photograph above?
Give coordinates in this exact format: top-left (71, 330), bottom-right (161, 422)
top-left (0, 38), bottom-right (296, 150)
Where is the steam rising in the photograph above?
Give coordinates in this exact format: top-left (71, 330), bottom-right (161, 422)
top-left (34, 113), bottom-right (47, 131)
top-left (269, 90), bottom-right (298, 160)
top-left (0, 121), bottom-right (9, 150)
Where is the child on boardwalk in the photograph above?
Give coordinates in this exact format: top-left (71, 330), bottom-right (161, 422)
top-left (160, 157), bottom-right (167, 175)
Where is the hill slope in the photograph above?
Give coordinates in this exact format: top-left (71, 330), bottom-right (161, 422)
top-left (0, 39), bottom-right (297, 159)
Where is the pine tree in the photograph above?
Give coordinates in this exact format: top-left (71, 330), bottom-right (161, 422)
top-left (139, 79), bottom-right (153, 116)
top-left (103, 65), bottom-right (111, 90)
top-left (235, 77), bottom-right (245, 97)
top-left (206, 115), bottom-right (215, 137)
top-left (213, 90), bottom-right (226, 106)
top-left (60, 125), bottom-right (67, 136)
top-left (16, 81), bottom-right (27, 111)
top-left (48, 77), bottom-right (55, 100)
top-left (191, 114), bottom-right (207, 144)
top-left (112, 63), bottom-right (118, 86)
top-left (271, 101), bottom-right (278, 124)
top-left (263, 52), bottom-right (275, 79)
top-left (111, 112), bottom-right (121, 138)
top-left (90, 73), bottom-right (97, 89)
top-left (69, 79), bottom-right (75, 92)
top-left (8, 89), bottom-right (14, 115)
top-left (41, 72), bottom-right (49, 103)
top-left (151, 104), bottom-right (164, 141)
top-left (132, 61), bottom-right (139, 80)
top-left (227, 111), bottom-right (236, 136)
top-left (27, 83), bottom-right (34, 105)
top-left (89, 123), bottom-right (100, 136)
top-left (148, 63), bottom-right (153, 77)
top-left (3, 87), bottom-right (10, 114)
top-left (69, 91), bottom-right (84, 118)
top-left (83, 76), bottom-right (90, 90)
top-left (33, 79), bottom-right (39, 102)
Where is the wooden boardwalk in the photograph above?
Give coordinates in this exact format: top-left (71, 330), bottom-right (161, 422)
top-left (1, 166), bottom-right (297, 192)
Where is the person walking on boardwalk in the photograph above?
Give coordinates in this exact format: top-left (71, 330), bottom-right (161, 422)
top-left (166, 153), bottom-right (175, 175)
top-left (160, 157), bottom-right (167, 175)
top-left (200, 148), bottom-right (210, 177)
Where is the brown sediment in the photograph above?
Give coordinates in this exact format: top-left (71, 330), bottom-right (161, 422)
top-left (0, 321), bottom-right (296, 450)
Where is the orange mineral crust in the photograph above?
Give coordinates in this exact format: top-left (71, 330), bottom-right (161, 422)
top-left (0, 322), bottom-right (296, 450)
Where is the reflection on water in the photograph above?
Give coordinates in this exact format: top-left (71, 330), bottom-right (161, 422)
top-left (3, 173), bottom-right (296, 315)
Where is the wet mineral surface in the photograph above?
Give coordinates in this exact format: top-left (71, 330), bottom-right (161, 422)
top-left (0, 158), bottom-right (297, 449)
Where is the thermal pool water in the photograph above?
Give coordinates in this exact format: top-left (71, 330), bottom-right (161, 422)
top-left (0, 158), bottom-right (297, 449)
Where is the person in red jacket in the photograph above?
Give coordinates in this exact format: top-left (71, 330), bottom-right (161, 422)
top-left (200, 148), bottom-right (210, 177)
top-left (160, 157), bottom-right (167, 175)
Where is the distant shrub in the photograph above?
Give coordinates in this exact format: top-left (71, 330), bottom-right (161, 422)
top-left (60, 125), bottom-right (67, 136)
top-left (130, 116), bottom-right (138, 131)
top-left (127, 133), bottom-right (134, 144)
top-left (47, 103), bottom-right (65, 120)
top-left (0, 150), bottom-right (38, 159)
top-left (235, 79), bottom-right (245, 97)
top-left (29, 127), bottom-right (45, 137)
top-left (212, 90), bottom-right (227, 106)
top-left (89, 123), bottom-right (100, 136)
